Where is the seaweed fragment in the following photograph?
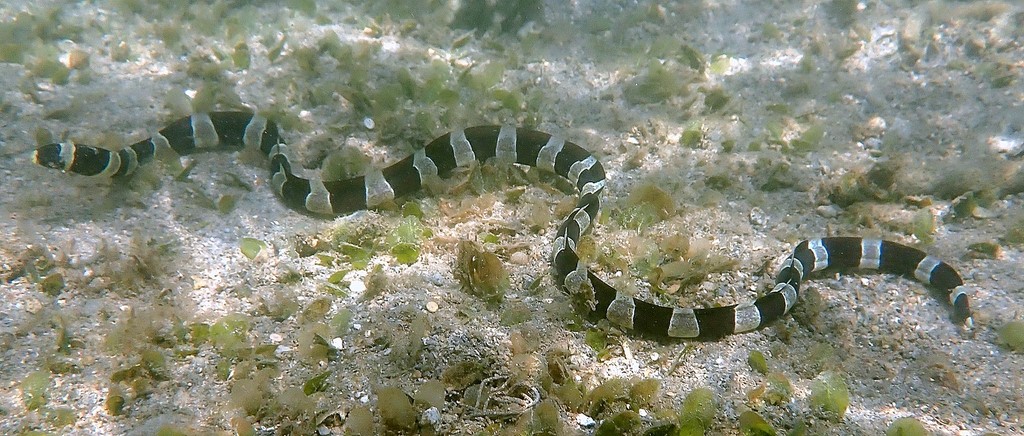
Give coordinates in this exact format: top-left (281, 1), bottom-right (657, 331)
top-left (678, 387), bottom-right (716, 435)
top-left (739, 410), bottom-right (776, 435)
top-left (21, 370), bottom-right (49, 411)
top-left (343, 406), bottom-right (374, 435)
top-left (454, 240), bottom-right (509, 307)
top-left (747, 350), bottom-right (769, 375)
top-left (623, 61), bottom-right (689, 105)
top-left (886, 417), bottom-right (927, 436)
top-left (809, 371), bottom-right (849, 421)
top-left (452, 0), bottom-right (544, 36)
top-left (376, 386), bottom-right (418, 432)
top-left (998, 320), bottom-right (1024, 352)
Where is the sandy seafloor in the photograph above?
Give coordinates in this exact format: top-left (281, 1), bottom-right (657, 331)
top-left (1, 1), bottom-right (1023, 435)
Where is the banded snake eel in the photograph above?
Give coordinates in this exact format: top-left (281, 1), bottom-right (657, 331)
top-left (33, 111), bottom-right (973, 339)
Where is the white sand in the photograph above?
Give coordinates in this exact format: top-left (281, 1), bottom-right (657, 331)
top-left (1, 1), bottom-right (1022, 434)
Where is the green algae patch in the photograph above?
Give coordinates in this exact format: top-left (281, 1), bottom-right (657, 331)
top-left (738, 410), bottom-right (776, 435)
top-left (21, 370), bottom-right (50, 411)
top-left (886, 417), bottom-right (927, 436)
top-left (455, 241), bottom-right (509, 307)
top-left (998, 320), bottom-right (1024, 352)
top-left (595, 410), bottom-right (642, 435)
top-left (390, 243), bottom-right (419, 265)
top-left (678, 387), bottom-right (716, 434)
top-left (239, 238), bottom-right (267, 260)
top-left (628, 378), bottom-right (661, 409)
top-left (809, 371), bottom-right (849, 421)
top-left (105, 386), bottom-right (126, 416)
top-left (763, 372), bottom-right (793, 406)
top-left (414, 380), bottom-right (446, 409)
top-left (623, 61), bottom-right (689, 105)
top-left (210, 313), bottom-right (252, 357)
top-left (343, 406), bottom-right (374, 435)
top-left (584, 377), bottom-right (628, 416)
top-left (584, 328), bottom-right (611, 361)
top-left (39, 272), bottom-right (65, 296)
top-left (531, 399), bottom-right (562, 434)
top-left (301, 370), bottom-right (329, 397)
top-left (376, 386), bottom-right (418, 432)
top-left (747, 350), bottom-right (769, 374)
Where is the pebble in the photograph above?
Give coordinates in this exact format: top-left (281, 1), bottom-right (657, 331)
top-left (575, 413), bottom-right (596, 428)
top-left (349, 278), bottom-right (366, 294)
top-left (425, 272), bottom-right (445, 286)
top-left (509, 251), bottom-right (530, 265)
top-left (421, 407), bottom-right (441, 426)
top-left (988, 134), bottom-right (1023, 155)
top-left (816, 205), bottom-right (840, 218)
top-left (748, 207), bottom-right (768, 227)
top-left (425, 300), bottom-right (439, 313)
top-left (854, 115), bottom-right (887, 141)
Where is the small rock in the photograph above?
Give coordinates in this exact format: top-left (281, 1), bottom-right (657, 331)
top-left (988, 134), bottom-right (1023, 155)
top-left (853, 116), bottom-right (887, 141)
top-left (421, 407), bottom-right (441, 427)
top-left (509, 251), bottom-right (530, 265)
top-left (575, 413), bottom-right (596, 428)
top-left (816, 205), bottom-right (840, 218)
top-left (349, 278), bottom-right (366, 294)
top-left (24, 298), bottom-right (43, 314)
top-left (749, 207), bottom-right (768, 227)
